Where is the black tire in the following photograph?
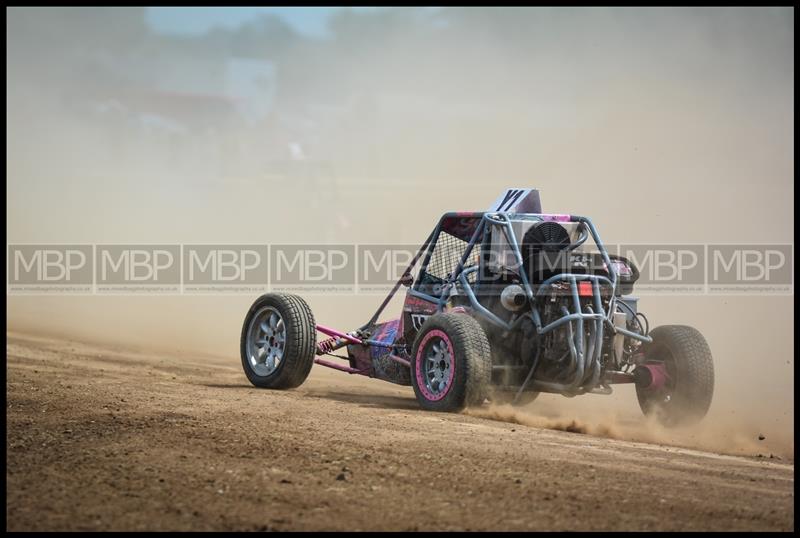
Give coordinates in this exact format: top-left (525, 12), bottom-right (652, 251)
top-left (490, 390), bottom-right (540, 407)
top-left (410, 313), bottom-right (492, 412)
top-left (240, 293), bottom-right (316, 389)
top-left (636, 325), bottom-right (714, 427)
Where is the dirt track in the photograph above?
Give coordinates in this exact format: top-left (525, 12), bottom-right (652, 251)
top-left (5, 332), bottom-right (794, 531)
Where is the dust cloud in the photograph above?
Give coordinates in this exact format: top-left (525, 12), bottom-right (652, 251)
top-left (7, 8), bottom-right (793, 458)
top-left (467, 396), bottom-right (793, 461)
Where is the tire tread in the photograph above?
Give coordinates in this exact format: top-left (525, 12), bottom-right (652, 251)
top-left (637, 324), bottom-right (714, 425)
top-left (240, 293), bottom-right (316, 389)
top-left (411, 312), bottom-right (492, 411)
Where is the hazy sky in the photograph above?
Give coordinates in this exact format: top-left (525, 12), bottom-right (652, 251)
top-left (145, 7), bottom-right (381, 37)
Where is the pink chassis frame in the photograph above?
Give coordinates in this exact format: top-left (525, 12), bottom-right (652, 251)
top-left (313, 324), bottom-right (364, 374)
top-left (313, 323), bottom-right (413, 373)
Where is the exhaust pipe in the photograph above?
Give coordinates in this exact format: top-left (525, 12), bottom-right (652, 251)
top-left (633, 363), bottom-right (669, 391)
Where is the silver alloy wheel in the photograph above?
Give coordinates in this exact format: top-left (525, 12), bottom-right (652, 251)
top-left (246, 306), bottom-right (286, 377)
top-left (424, 337), bottom-right (453, 396)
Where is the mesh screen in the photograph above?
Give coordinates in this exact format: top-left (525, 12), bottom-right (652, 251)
top-left (425, 231), bottom-right (480, 284)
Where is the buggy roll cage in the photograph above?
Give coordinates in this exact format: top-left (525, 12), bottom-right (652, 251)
top-left (358, 211), bottom-right (652, 394)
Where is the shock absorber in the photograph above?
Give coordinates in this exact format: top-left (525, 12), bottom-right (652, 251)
top-left (316, 336), bottom-right (348, 355)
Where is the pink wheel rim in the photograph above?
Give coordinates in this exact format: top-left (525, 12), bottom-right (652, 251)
top-left (415, 330), bottom-right (455, 401)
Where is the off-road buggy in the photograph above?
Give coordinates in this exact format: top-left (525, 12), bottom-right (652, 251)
top-left (240, 189), bottom-right (714, 425)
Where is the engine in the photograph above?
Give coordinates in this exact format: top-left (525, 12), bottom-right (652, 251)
top-left (479, 219), bottom-right (640, 388)
top-left (518, 220), bottom-right (639, 294)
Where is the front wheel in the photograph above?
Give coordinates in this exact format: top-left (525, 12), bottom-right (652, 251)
top-left (635, 325), bottom-right (714, 426)
top-left (410, 313), bottom-right (492, 412)
top-left (240, 293), bottom-right (316, 389)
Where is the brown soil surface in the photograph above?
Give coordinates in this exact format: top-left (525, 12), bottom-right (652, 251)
top-left (6, 332), bottom-right (793, 531)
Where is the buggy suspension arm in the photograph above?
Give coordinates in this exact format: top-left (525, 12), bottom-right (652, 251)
top-left (313, 324), bottom-right (364, 374)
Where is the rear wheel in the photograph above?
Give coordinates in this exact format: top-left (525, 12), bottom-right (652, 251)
top-left (410, 313), bottom-right (492, 412)
top-left (635, 325), bottom-right (714, 426)
top-left (240, 293), bottom-right (316, 389)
